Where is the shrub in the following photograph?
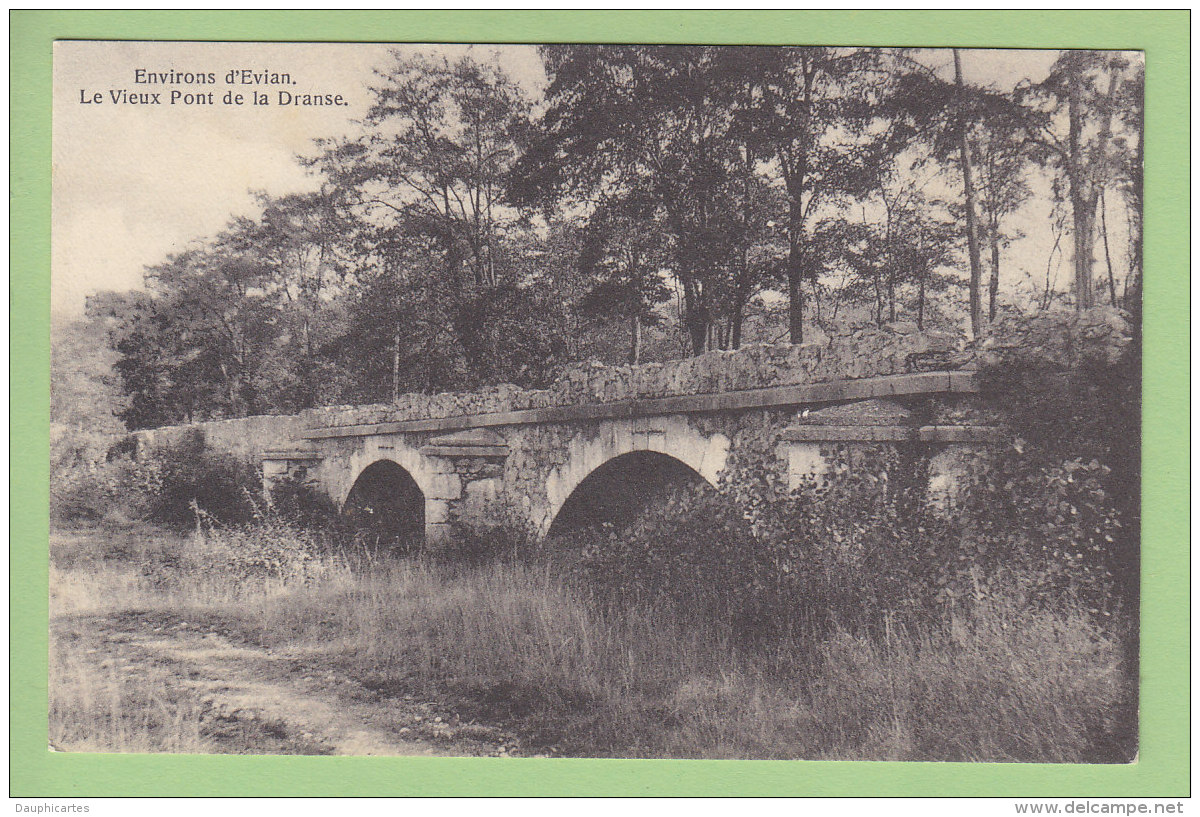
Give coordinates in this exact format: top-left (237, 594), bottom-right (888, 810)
top-left (51, 428), bottom-right (262, 529)
top-left (549, 437), bottom-right (951, 641)
top-left (265, 474), bottom-right (341, 529)
top-left (266, 475), bottom-right (434, 564)
top-left (190, 511), bottom-right (346, 586)
top-left (557, 409), bottom-right (1131, 652)
top-left (560, 485), bottom-right (756, 619)
top-left (125, 430), bottom-right (261, 529)
top-left (968, 335), bottom-right (1141, 618)
top-left (51, 448), bottom-right (149, 525)
top-left (50, 464), bottom-right (117, 524)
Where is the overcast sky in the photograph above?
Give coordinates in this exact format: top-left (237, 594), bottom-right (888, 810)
top-left (52, 43), bottom-right (1071, 316)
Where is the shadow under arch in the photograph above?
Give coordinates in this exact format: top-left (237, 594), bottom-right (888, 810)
top-left (546, 450), bottom-right (714, 538)
top-left (342, 459), bottom-right (425, 548)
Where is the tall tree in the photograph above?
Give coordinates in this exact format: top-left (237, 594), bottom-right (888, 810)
top-left (311, 51), bottom-right (544, 389)
top-left (244, 190), bottom-right (352, 408)
top-left (91, 238), bottom-right (280, 428)
top-left (972, 111), bottom-right (1033, 321)
top-left (953, 50), bottom-right (985, 337)
top-left (339, 52), bottom-right (531, 291)
top-left (1019, 50), bottom-right (1129, 310)
top-left (732, 47), bottom-right (882, 344)
top-left (576, 193), bottom-right (673, 364)
top-left (1110, 60), bottom-right (1144, 299)
top-left (884, 49), bottom-right (1037, 324)
top-left (514, 45), bottom-right (779, 355)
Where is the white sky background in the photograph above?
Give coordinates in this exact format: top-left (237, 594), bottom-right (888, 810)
top-left (51, 42), bottom-right (547, 315)
top-left (51, 43), bottom-right (1128, 316)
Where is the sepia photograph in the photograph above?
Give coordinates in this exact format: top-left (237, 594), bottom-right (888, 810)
top-left (48, 37), bottom-right (1144, 767)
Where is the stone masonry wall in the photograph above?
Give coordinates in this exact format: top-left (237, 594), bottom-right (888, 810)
top-left (302, 322), bottom-right (957, 430)
top-left (975, 306), bottom-right (1132, 368)
top-left (133, 307), bottom-right (1132, 465)
top-left (132, 413), bottom-right (306, 463)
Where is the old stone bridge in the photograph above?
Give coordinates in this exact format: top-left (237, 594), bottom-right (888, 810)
top-left (134, 322), bottom-right (1023, 545)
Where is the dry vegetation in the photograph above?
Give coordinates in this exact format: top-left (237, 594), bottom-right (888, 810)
top-left (50, 630), bottom-right (210, 754)
top-left (50, 514), bottom-right (1134, 761)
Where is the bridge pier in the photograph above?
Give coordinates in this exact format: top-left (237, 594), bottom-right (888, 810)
top-left (419, 429), bottom-right (509, 545)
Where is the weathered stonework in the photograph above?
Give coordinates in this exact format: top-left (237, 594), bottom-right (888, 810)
top-left (296, 323), bottom-right (957, 431)
top-left (976, 306), bottom-right (1132, 369)
top-left (132, 413), bottom-right (305, 463)
top-left (263, 330), bottom-right (998, 544)
top-left (139, 312), bottom-right (1140, 546)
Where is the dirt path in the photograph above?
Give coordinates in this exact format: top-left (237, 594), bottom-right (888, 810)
top-left (57, 612), bottom-right (525, 757)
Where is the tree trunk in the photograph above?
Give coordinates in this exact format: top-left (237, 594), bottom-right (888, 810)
top-left (873, 264), bottom-right (883, 326)
top-left (733, 137), bottom-right (751, 352)
top-left (1130, 105), bottom-right (1144, 283)
top-left (629, 304), bottom-right (642, 365)
top-left (1100, 188), bottom-right (1118, 306)
top-left (1043, 217), bottom-right (1065, 310)
top-left (954, 49), bottom-right (985, 337)
top-left (683, 278), bottom-right (708, 356)
top-left (917, 272), bottom-right (926, 330)
top-left (391, 322), bottom-right (401, 403)
top-left (1066, 52), bottom-right (1097, 310)
top-left (810, 277), bottom-right (825, 331)
top-left (786, 195), bottom-right (804, 344)
top-left (784, 64), bottom-right (815, 346)
top-left (1082, 66), bottom-right (1122, 309)
top-left (787, 248), bottom-right (803, 344)
top-left (887, 262), bottom-right (897, 323)
top-left (989, 226), bottom-right (1001, 322)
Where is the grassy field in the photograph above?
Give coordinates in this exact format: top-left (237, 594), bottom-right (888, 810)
top-left (49, 518), bottom-right (1136, 761)
top-left (50, 626), bottom-right (210, 754)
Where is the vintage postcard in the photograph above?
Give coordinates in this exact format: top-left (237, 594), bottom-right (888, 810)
top-left (16, 10), bottom-right (1188, 800)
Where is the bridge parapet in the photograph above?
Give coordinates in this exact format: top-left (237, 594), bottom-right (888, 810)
top-left (302, 322), bottom-right (960, 432)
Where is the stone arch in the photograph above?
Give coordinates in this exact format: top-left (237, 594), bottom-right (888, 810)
top-left (342, 459), bottom-right (426, 544)
top-left (541, 415), bottom-right (729, 537)
top-left (546, 450), bottom-right (719, 538)
top-left (330, 440), bottom-right (442, 510)
top-left (325, 438), bottom-right (459, 545)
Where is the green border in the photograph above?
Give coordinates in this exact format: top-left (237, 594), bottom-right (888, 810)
top-left (11, 10), bottom-right (1189, 797)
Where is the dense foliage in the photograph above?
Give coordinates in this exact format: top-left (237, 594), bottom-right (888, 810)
top-left (72, 47), bottom-right (1141, 430)
top-left (550, 333), bottom-right (1139, 650)
top-left (51, 430), bottom-right (260, 530)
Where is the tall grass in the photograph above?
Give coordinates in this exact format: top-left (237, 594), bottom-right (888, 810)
top-left (51, 518), bottom-right (1134, 761)
top-left (803, 595), bottom-right (1130, 761)
top-left (232, 552), bottom-right (1131, 761)
top-left (50, 633), bottom-right (210, 753)
top-left (50, 518), bottom-right (350, 617)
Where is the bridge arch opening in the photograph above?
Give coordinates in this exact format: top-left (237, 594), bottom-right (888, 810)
top-left (547, 451), bottom-right (714, 538)
top-left (343, 460), bottom-right (425, 549)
